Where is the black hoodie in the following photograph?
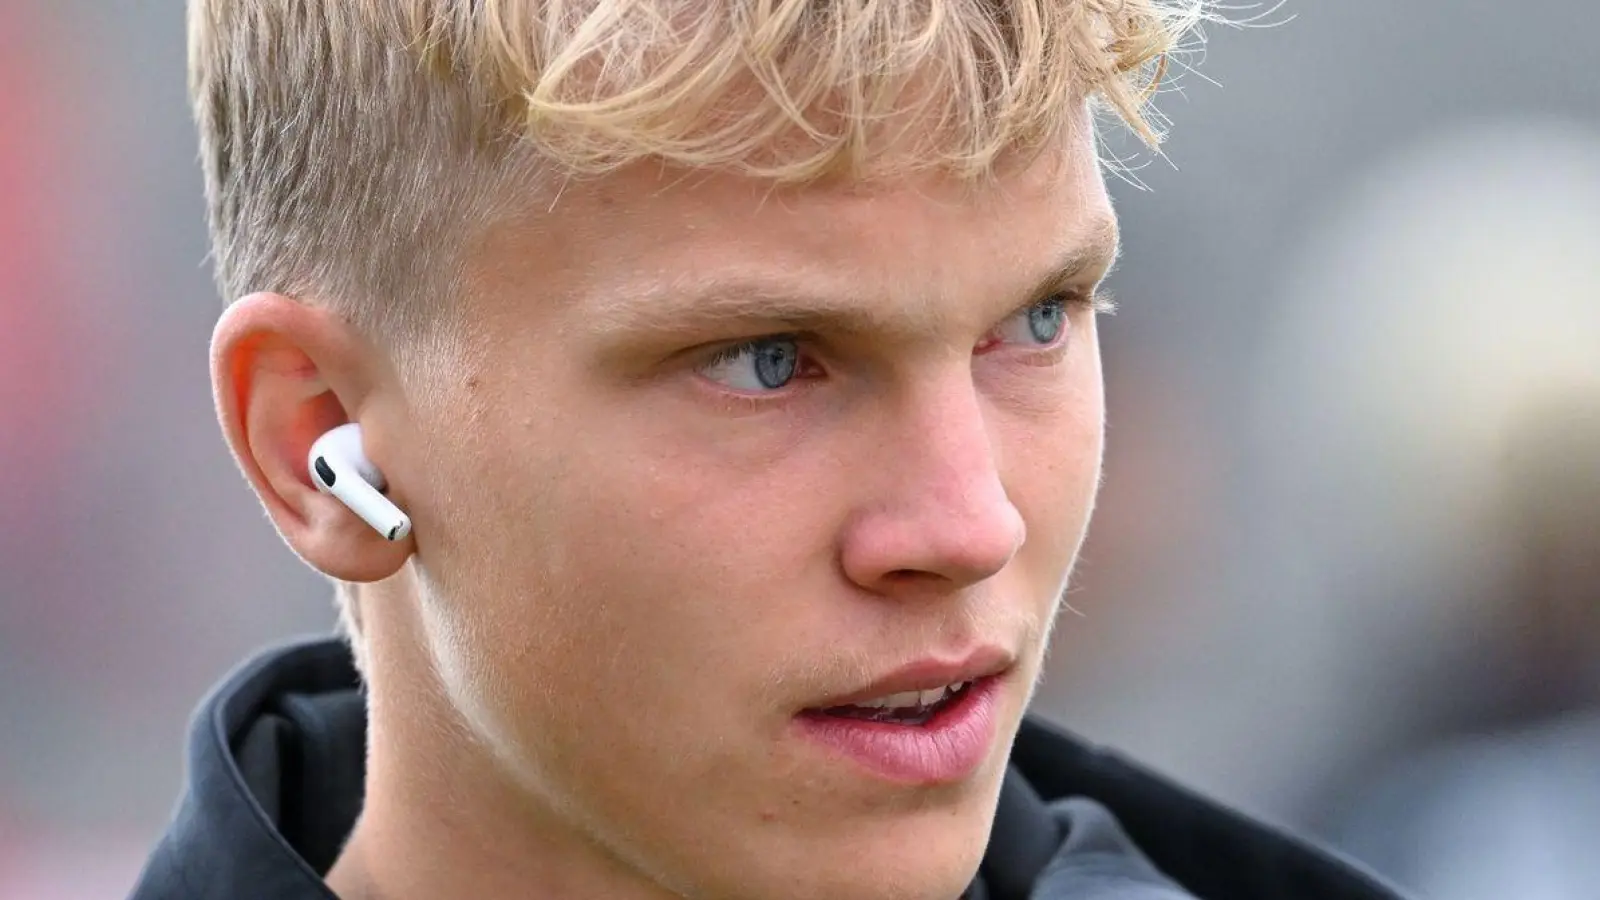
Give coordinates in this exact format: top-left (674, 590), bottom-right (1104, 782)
top-left (129, 638), bottom-right (1407, 900)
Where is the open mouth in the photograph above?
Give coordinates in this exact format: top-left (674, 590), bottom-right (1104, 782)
top-left (813, 679), bottom-right (977, 727)
top-left (795, 673), bottom-right (1004, 783)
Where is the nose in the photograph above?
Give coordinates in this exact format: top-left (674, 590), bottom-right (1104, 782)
top-left (838, 378), bottom-right (1026, 595)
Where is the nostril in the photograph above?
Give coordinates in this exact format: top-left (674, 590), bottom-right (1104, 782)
top-left (881, 569), bottom-right (956, 590)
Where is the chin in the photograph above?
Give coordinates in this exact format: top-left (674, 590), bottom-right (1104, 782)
top-left (739, 774), bottom-right (1001, 900)
top-left (791, 814), bottom-right (991, 900)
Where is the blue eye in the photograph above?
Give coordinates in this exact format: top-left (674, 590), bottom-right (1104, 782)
top-left (700, 337), bottom-right (801, 391)
top-left (997, 295), bottom-right (1070, 346)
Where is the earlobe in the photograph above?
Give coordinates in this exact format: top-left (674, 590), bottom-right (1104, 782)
top-left (211, 293), bottom-right (414, 582)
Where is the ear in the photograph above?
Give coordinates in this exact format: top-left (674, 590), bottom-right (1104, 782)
top-left (211, 293), bottom-right (414, 582)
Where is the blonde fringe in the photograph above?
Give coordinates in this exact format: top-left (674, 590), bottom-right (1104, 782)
top-left (385, 0), bottom-right (1208, 182)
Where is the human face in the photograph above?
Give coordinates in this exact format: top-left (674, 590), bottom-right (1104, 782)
top-left (402, 121), bottom-right (1114, 900)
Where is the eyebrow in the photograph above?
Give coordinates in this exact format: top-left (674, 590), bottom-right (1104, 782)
top-left (589, 216), bottom-right (1121, 342)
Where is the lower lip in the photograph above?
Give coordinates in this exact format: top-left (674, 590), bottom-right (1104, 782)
top-left (793, 675), bottom-right (1003, 785)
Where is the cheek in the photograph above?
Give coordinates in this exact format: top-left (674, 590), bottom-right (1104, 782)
top-left (421, 394), bottom-right (833, 755)
top-left (1006, 340), bottom-right (1106, 595)
top-left (426, 409), bottom-right (858, 876)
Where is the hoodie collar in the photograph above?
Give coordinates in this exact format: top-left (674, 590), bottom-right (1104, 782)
top-left (130, 637), bottom-right (1405, 900)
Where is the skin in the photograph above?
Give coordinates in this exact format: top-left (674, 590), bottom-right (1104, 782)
top-left (211, 109), bottom-right (1116, 900)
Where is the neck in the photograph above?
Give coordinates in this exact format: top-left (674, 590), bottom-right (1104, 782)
top-left (325, 578), bottom-right (678, 900)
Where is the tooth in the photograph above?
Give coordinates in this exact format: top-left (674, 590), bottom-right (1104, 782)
top-left (919, 687), bottom-right (946, 706)
top-left (854, 690), bottom-right (925, 709)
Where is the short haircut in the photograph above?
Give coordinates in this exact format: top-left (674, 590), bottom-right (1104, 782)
top-left (190, 0), bottom-right (1205, 335)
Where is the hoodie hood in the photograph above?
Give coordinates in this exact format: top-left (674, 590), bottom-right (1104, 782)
top-left (130, 637), bottom-right (1405, 900)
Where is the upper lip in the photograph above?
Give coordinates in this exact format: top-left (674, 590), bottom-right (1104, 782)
top-left (808, 645), bottom-right (1016, 709)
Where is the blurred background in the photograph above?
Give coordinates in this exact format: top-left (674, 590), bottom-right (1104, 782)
top-left (2, 2), bottom-right (1597, 897)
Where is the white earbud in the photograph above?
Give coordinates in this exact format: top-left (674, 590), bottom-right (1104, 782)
top-left (308, 423), bottom-right (412, 542)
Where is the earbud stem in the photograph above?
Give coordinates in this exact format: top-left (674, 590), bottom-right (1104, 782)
top-left (308, 424), bottom-right (412, 542)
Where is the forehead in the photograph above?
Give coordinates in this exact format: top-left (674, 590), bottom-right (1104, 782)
top-left (475, 125), bottom-right (1113, 324)
top-left (604, 126), bottom-right (1101, 237)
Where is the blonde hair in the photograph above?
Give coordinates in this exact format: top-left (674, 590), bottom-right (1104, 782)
top-left (188, 0), bottom-right (1208, 655)
top-left (190, 0), bottom-right (1206, 324)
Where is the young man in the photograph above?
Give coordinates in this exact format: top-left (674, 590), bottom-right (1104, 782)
top-left (134, 2), bottom-right (1406, 899)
